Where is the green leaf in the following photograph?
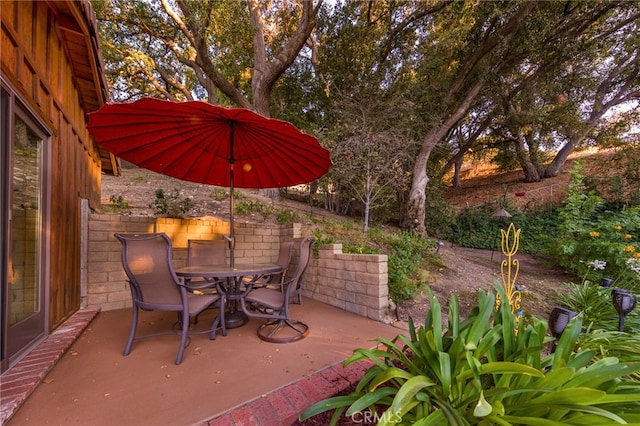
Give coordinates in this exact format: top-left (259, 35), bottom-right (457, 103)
top-left (526, 388), bottom-right (606, 406)
top-left (566, 361), bottom-right (640, 389)
top-left (499, 414), bottom-right (570, 425)
top-left (299, 394), bottom-right (359, 420)
top-left (437, 352), bottom-right (452, 399)
top-left (457, 361), bottom-right (544, 381)
top-left (344, 387), bottom-right (398, 416)
top-left (552, 314), bottom-right (583, 370)
top-left (369, 367), bottom-right (413, 391)
top-left (390, 376), bottom-right (435, 417)
top-left (448, 293), bottom-right (460, 337)
top-left (466, 291), bottom-right (495, 346)
top-left (530, 367), bottom-right (575, 390)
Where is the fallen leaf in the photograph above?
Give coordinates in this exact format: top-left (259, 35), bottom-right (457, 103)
top-left (43, 378), bottom-right (55, 384)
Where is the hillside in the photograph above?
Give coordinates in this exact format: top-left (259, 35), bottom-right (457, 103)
top-left (100, 151), bottom-right (609, 322)
top-left (101, 149), bottom-right (610, 222)
top-left (443, 149), bottom-right (612, 211)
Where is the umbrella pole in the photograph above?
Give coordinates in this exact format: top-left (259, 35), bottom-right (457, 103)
top-left (229, 163), bottom-right (235, 267)
top-left (229, 123), bottom-right (235, 267)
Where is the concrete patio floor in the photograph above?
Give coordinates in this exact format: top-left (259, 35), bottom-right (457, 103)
top-left (3, 299), bottom-right (405, 426)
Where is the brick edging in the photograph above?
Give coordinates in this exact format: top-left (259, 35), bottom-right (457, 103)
top-left (202, 358), bottom-right (374, 426)
top-left (0, 308), bottom-right (101, 424)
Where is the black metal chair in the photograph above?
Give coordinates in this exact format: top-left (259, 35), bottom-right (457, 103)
top-left (239, 237), bottom-right (315, 343)
top-left (115, 233), bottom-right (226, 365)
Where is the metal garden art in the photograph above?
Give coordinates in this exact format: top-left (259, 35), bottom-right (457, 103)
top-left (496, 222), bottom-right (523, 324)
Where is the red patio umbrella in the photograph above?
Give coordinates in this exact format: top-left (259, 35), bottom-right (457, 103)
top-left (88, 98), bottom-right (331, 265)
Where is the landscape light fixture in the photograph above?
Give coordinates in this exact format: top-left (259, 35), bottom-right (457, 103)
top-left (548, 307), bottom-right (578, 353)
top-left (600, 278), bottom-right (614, 287)
top-left (611, 288), bottom-right (637, 332)
top-left (491, 208), bottom-right (512, 261)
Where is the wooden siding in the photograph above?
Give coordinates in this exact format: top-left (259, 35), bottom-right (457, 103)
top-left (1, 1), bottom-right (107, 330)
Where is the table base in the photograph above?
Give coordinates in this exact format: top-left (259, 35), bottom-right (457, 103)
top-left (225, 311), bottom-right (248, 328)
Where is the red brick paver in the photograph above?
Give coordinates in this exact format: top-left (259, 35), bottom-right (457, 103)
top-left (0, 308), bottom-right (100, 424)
top-left (201, 359), bottom-right (371, 426)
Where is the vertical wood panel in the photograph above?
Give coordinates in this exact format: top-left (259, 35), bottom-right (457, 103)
top-left (3, 0), bottom-right (104, 330)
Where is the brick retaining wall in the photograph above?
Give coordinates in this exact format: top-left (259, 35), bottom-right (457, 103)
top-left (86, 214), bottom-right (389, 320)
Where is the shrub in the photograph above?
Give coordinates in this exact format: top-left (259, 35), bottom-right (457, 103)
top-left (150, 189), bottom-right (194, 218)
top-left (209, 188), bottom-right (228, 201)
top-left (549, 162), bottom-right (640, 286)
top-left (106, 195), bottom-right (130, 212)
top-left (300, 285), bottom-right (640, 425)
top-left (234, 199), bottom-right (275, 221)
top-left (275, 208), bottom-right (299, 224)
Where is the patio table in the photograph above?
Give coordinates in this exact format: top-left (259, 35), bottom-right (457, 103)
top-left (175, 263), bottom-right (282, 328)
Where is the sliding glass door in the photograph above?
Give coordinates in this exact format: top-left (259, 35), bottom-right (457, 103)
top-left (1, 84), bottom-right (48, 371)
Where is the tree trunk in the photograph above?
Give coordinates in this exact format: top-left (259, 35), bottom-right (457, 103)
top-left (401, 146), bottom-right (431, 235)
top-left (452, 156), bottom-right (463, 188)
top-left (514, 134), bottom-right (541, 182)
top-left (543, 141), bottom-right (575, 178)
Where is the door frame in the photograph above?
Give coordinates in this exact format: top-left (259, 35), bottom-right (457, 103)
top-left (1, 80), bottom-right (51, 372)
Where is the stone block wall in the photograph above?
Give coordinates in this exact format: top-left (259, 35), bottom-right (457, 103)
top-left (85, 214), bottom-right (390, 321)
top-left (304, 244), bottom-right (388, 320)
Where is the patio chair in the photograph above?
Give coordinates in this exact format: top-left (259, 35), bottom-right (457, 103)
top-left (115, 232), bottom-right (226, 365)
top-left (187, 238), bottom-right (227, 323)
top-left (239, 237), bottom-right (315, 343)
top-left (251, 240), bottom-right (294, 291)
top-left (187, 238), bottom-right (227, 287)
top-left (187, 239), bottom-right (227, 267)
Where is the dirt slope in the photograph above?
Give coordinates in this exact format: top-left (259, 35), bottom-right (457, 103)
top-left (101, 153), bottom-right (592, 323)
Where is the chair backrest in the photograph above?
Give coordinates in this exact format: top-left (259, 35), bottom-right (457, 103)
top-left (115, 233), bottom-right (182, 307)
top-left (187, 239), bottom-right (227, 266)
top-left (267, 241), bottom-right (294, 284)
top-left (286, 237), bottom-right (315, 299)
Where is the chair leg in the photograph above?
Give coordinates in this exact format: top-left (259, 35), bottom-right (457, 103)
top-left (123, 306), bottom-right (139, 356)
top-left (256, 319), bottom-right (309, 343)
top-left (210, 300), bottom-right (227, 340)
top-left (175, 308), bottom-right (190, 365)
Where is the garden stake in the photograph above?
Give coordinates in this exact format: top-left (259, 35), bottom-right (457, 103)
top-left (497, 222), bottom-right (522, 326)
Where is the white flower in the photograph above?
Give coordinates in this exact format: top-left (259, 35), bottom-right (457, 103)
top-left (587, 260), bottom-right (607, 270)
top-left (626, 258), bottom-right (640, 274)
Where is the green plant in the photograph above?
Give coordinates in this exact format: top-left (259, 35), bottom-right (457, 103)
top-left (107, 195), bottom-right (130, 211)
top-left (234, 199), bottom-right (275, 221)
top-left (275, 208), bottom-right (299, 224)
top-left (300, 285), bottom-right (640, 425)
top-left (557, 281), bottom-right (622, 331)
top-left (577, 329), bottom-right (640, 381)
top-left (378, 231), bottom-right (432, 304)
top-left (150, 189), bottom-right (194, 218)
top-left (210, 188), bottom-right (228, 201)
top-left (549, 162), bottom-right (640, 285)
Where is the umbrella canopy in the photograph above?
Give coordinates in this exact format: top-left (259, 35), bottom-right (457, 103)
top-left (87, 98), bottom-right (330, 188)
top-left (88, 98), bottom-right (331, 265)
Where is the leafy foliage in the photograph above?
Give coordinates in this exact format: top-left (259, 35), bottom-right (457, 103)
top-left (446, 200), bottom-right (560, 255)
top-left (150, 189), bottom-right (194, 218)
top-left (548, 162), bottom-right (640, 286)
top-left (234, 199), bottom-right (274, 221)
top-left (105, 195), bottom-right (130, 212)
top-left (275, 208), bottom-right (300, 225)
top-left (558, 281), bottom-right (640, 333)
top-left (300, 285), bottom-right (640, 425)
